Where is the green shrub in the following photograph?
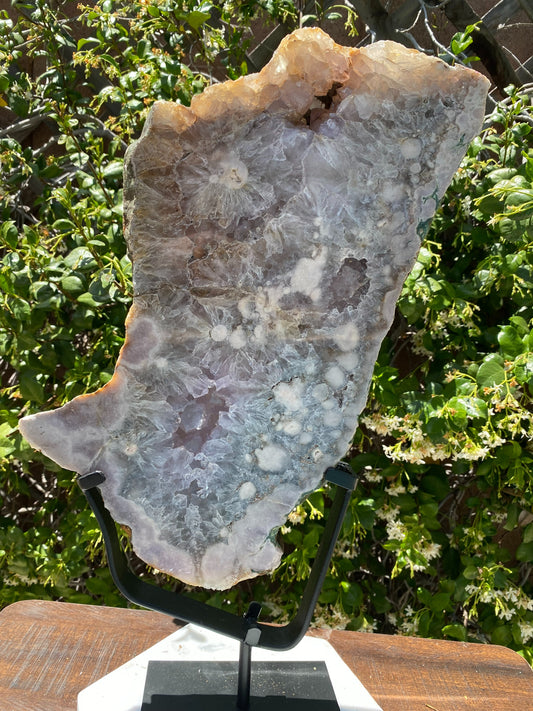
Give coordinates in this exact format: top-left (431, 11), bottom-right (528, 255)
top-left (0, 0), bottom-right (531, 664)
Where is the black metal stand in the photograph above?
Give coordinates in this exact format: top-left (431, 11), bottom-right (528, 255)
top-left (80, 463), bottom-right (357, 710)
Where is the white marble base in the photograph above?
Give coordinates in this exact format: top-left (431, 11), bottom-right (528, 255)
top-left (77, 623), bottom-right (382, 711)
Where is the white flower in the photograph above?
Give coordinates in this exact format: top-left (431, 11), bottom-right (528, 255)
top-left (376, 505), bottom-right (400, 522)
top-left (363, 467), bottom-right (383, 482)
top-left (422, 542), bottom-right (441, 561)
top-left (386, 482), bottom-right (406, 496)
top-left (490, 511), bottom-right (507, 524)
top-left (288, 509), bottom-right (305, 525)
top-left (519, 621), bottom-right (533, 644)
top-left (456, 441), bottom-right (490, 461)
top-left (386, 520), bottom-right (406, 540)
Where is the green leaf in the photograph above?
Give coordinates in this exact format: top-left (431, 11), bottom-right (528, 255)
top-left (0, 74), bottom-right (9, 94)
top-left (99, 371), bottom-right (112, 385)
top-left (451, 35), bottom-right (472, 55)
top-left (0, 422), bottom-right (16, 458)
top-left (513, 354), bottom-right (533, 387)
top-left (9, 93), bottom-right (29, 118)
top-left (424, 416), bottom-right (448, 440)
top-left (504, 502), bottom-right (520, 531)
top-left (419, 502), bottom-right (439, 520)
top-left (505, 188), bottom-right (533, 217)
top-left (516, 541), bottom-right (533, 562)
top-left (88, 270), bottom-right (115, 302)
top-left (100, 53), bottom-right (120, 72)
top-left (421, 474), bottom-right (450, 499)
top-left (30, 281), bottom-right (56, 304)
top-left (340, 581), bottom-right (363, 612)
top-left (476, 358), bottom-right (506, 388)
top-left (495, 441), bottom-right (522, 467)
top-left (0, 268), bottom-right (14, 295)
top-left (429, 592), bottom-right (451, 612)
top-left (318, 586), bottom-right (338, 604)
top-left (186, 10), bottom-right (211, 31)
top-left (60, 274), bottom-right (86, 295)
top-left (52, 218), bottom-right (77, 234)
top-left (498, 325), bottom-right (525, 357)
top-left (354, 501), bottom-right (375, 530)
top-left (77, 292), bottom-right (101, 307)
top-left (476, 193), bottom-right (504, 215)
top-left (70, 151), bottom-right (89, 168)
top-left (463, 565), bottom-right (479, 580)
top-left (462, 397), bottom-right (488, 420)
top-left (1, 221), bottom-right (19, 249)
top-left (77, 36), bottom-right (99, 51)
top-left (102, 160), bottom-right (123, 179)
top-left (442, 623), bottom-right (467, 641)
top-left (136, 39), bottom-right (150, 58)
top-left (486, 167), bottom-right (517, 185)
top-left (491, 625), bottom-right (513, 646)
top-left (10, 297), bottom-right (31, 322)
top-left (509, 315), bottom-right (530, 335)
top-left (418, 609), bottom-right (431, 637)
top-left (64, 247), bottom-right (98, 271)
top-left (523, 522), bottom-right (533, 544)
top-left (446, 397), bottom-right (468, 428)
top-left (303, 525), bottom-right (320, 549)
top-left (86, 576), bottom-right (113, 595)
top-left (19, 369), bottom-right (45, 404)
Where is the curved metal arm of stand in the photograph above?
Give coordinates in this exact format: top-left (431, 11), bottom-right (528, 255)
top-left (81, 464), bottom-right (356, 651)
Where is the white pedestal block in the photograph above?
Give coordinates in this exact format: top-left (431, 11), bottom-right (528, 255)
top-left (77, 623), bottom-right (382, 711)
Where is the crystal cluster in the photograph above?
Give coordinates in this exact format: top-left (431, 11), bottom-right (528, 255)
top-left (19, 29), bottom-right (489, 589)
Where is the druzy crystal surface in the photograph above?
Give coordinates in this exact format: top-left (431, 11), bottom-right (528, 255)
top-left (19, 29), bottom-right (489, 589)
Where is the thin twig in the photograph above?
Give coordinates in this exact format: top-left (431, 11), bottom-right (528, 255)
top-left (418, 0), bottom-right (456, 59)
top-left (403, 30), bottom-right (432, 52)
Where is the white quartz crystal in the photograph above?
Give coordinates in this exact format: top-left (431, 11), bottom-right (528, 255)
top-left (19, 29), bottom-right (489, 589)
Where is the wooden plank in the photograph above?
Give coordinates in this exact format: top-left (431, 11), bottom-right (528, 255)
top-left (0, 600), bottom-right (177, 711)
top-left (322, 629), bottom-right (533, 710)
top-left (0, 600), bottom-right (532, 711)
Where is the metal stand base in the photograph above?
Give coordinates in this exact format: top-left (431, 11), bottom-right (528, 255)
top-left (141, 660), bottom-right (340, 710)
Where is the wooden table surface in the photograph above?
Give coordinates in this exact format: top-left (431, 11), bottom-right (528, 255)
top-left (0, 599), bottom-right (532, 711)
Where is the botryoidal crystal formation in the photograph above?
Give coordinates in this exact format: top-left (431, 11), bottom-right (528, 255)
top-left (19, 29), bottom-right (489, 589)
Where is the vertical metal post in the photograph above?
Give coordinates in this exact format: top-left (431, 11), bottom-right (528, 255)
top-left (236, 602), bottom-right (262, 709)
top-left (236, 639), bottom-right (253, 710)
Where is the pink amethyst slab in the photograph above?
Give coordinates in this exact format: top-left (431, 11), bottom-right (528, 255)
top-left (19, 29), bottom-right (489, 589)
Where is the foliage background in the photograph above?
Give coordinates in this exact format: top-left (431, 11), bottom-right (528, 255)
top-left (0, 0), bottom-right (532, 664)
